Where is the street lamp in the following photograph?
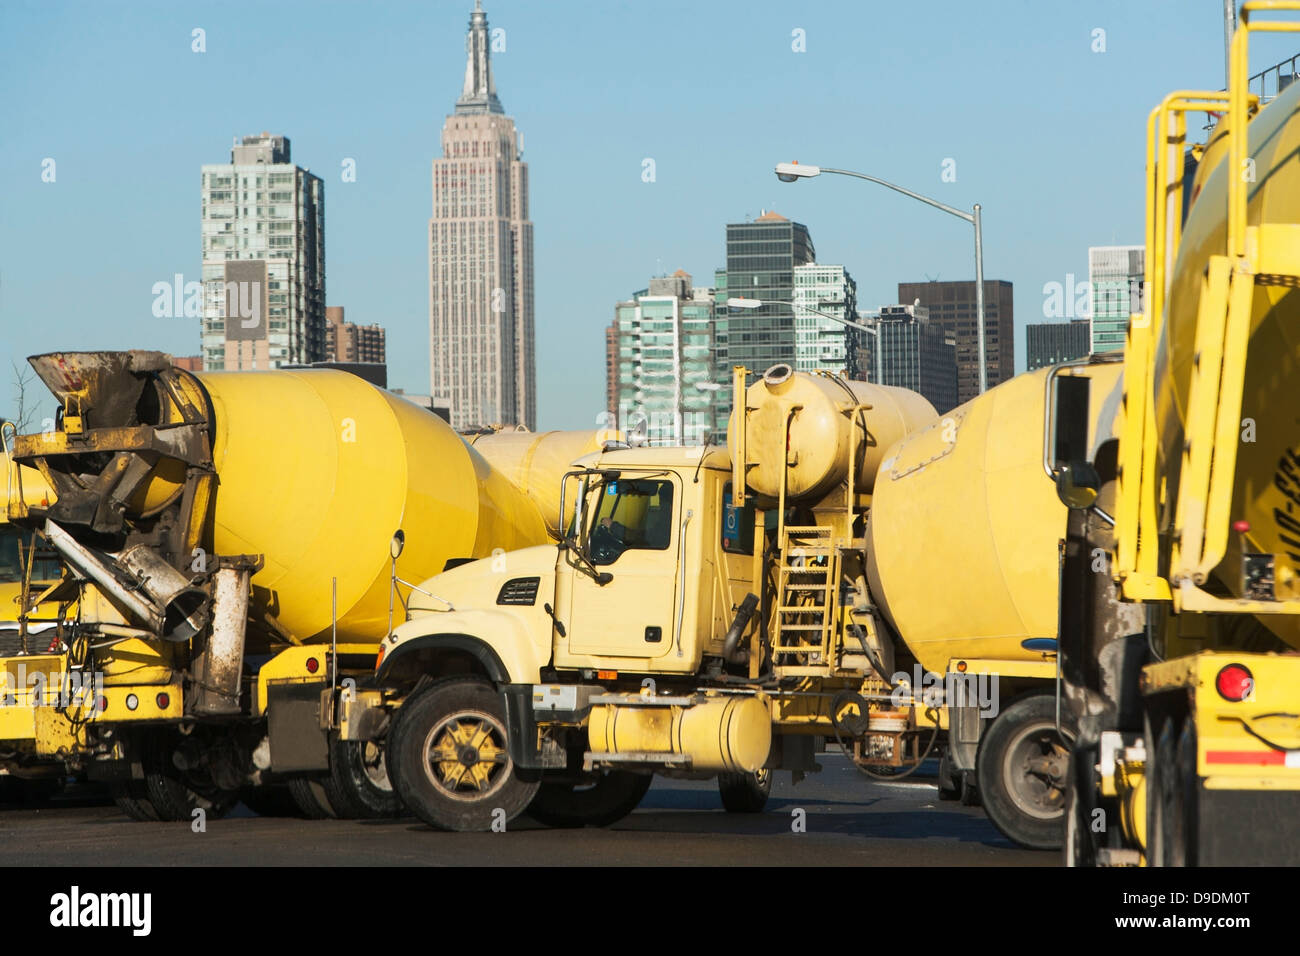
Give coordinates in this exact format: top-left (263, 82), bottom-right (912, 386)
top-left (773, 161), bottom-right (987, 395)
top-left (726, 297), bottom-right (879, 385)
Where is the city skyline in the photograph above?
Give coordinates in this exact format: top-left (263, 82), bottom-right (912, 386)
top-left (4, 1), bottom-right (1286, 428)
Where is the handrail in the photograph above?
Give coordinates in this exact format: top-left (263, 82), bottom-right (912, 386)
top-left (1114, 90), bottom-right (1229, 592)
top-left (1231, 3), bottom-right (1300, 258)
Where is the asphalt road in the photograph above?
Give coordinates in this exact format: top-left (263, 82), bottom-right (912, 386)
top-left (0, 753), bottom-right (1055, 866)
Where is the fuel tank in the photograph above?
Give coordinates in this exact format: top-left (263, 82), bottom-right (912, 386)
top-left (728, 364), bottom-right (938, 502)
top-left (1159, 79), bottom-right (1300, 645)
top-left (865, 362), bottom-right (1123, 674)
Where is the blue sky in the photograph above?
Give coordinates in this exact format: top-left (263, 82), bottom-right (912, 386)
top-left (1, 1), bottom-right (1294, 429)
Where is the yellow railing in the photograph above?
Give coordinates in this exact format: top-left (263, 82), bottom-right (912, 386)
top-left (1116, 91), bottom-right (1231, 599)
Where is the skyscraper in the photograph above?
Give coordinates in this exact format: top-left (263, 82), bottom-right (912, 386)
top-left (721, 211), bottom-right (814, 375)
top-left (897, 279), bottom-right (1014, 405)
top-left (792, 263), bottom-right (857, 375)
top-left (200, 133), bottom-right (325, 370)
top-left (1088, 246), bottom-right (1144, 354)
top-left (429, 2), bottom-right (535, 429)
top-left (1026, 319), bottom-right (1091, 371)
top-left (873, 304), bottom-right (958, 414)
top-left (613, 271), bottom-right (716, 445)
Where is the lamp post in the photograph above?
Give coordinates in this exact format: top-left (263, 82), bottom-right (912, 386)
top-left (774, 161), bottom-right (987, 395)
top-left (726, 297), bottom-right (879, 384)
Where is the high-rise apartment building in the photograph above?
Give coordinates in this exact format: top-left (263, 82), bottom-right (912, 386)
top-left (1027, 319), bottom-right (1091, 371)
top-left (325, 306), bottom-right (386, 364)
top-left (613, 271), bottom-right (716, 445)
top-left (200, 133), bottom-right (325, 370)
top-left (429, 2), bottom-right (535, 429)
top-left (873, 304), bottom-right (958, 414)
top-left (721, 211), bottom-right (814, 375)
top-left (897, 279), bottom-right (1013, 405)
top-left (792, 263), bottom-right (857, 375)
top-left (1088, 246), bottom-right (1144, 354)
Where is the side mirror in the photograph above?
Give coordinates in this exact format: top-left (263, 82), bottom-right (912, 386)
top-left (1055, 461), bottom-right (1101, 509)
top-left (390, 529), bottom-right (405, 559)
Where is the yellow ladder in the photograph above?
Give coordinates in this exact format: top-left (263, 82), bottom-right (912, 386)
top-left (773, 526), bottom-right (839, 665)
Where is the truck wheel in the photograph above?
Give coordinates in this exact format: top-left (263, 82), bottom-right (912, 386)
top-left (527, 771), bottom-right (652, 828)
top-left (1063, 743), bottom-right (1099, 867)
top-left (1144, 715), bottom-right (1166, 865)
top-left (287, 777), bottom-right (337, 819)
top-left (976, 693), bottom-right (1074, 850)
top-left (110, 780), bottom-right (161, 821)
top-left (143, 737), bottom-right (236, 822)
top-left (1151, 717), bottom-right (1188, 866)
top-left (1176, 721), bottom-right (1198, 866)
top-left (389, 677), bottom-right (538, 832)
top-left (322, 737), bottom-right (403, 819)
top-left (718, 768), bottom-right (772, 813)
top-left (146, 770), bottom-right (236, 822)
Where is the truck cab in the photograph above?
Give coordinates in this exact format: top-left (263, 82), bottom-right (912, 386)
top-left (373, 444), bottom-right (779, 831)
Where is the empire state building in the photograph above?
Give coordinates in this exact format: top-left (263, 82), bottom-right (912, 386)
top-left (429, 2), bottom-right (535, 429)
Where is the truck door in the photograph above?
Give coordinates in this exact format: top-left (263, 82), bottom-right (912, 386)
top-left (565, 474), bottom-right (680, 659)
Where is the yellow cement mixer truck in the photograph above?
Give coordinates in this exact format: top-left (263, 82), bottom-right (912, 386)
top-left (1, 351), bottom-right (598, 821)
top-left (351, 359), bottom-right (1120, 836)
top-left (1051, 5), bottom-right (1300, 866)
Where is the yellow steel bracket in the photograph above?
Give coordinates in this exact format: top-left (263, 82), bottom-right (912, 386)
top-left (731, 365), bottom-right (748, 506)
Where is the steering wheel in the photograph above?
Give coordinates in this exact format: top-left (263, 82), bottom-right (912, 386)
top-left (589, 523), bottom-right (622, 565)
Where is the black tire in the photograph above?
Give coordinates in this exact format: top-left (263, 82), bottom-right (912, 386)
top-left (976, 693), bottom-right (1074, 850)
top-left (110, 780), bottom-right (161, 821)
top-left (527, 771), bottom-right (652, 828)
top-left (321, 736), bottom-right (403, 819)
top-left (718, 768), bottom-right (772, 813)
top-left (142, 735), bottom-right (236, 822)
top-left (1063, 743), bottom-right (1099, 867)
top-left (1176, 720), bottom-right (1198, 866)
top-left (238, 784), bottom-right (306, 818)
top-left (287, 777), bottom-right (337, 819)
top-left (389, 677), bottom-right (538, 832)
top-left (1152, 716), bottom-right (1186, 866)
top-left (1145, 714), bottom-right (1165, 866)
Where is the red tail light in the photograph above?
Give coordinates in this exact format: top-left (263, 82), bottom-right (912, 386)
top-left (1215, 663), bottom-right (1254, 702)
top-left (305, 657), bottom-right (320, 674)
